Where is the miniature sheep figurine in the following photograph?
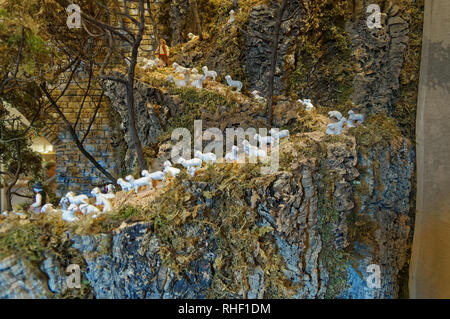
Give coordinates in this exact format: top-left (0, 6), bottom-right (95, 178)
top-left (125, 175), bottom-right (153, 194)
top-left (298, 99), bottom-right (314, 112)
top-left (79, 203), bottom-right (101, 216)
top-left (328, 111), bottom-right (343, 121)
top-left (254, 134), bottom-right (276, 148)
top-left (242, 140), bottom-right (268, 159)
top-left (142, 58), bottom-right (158, 70)
top-left (117, 178), bottom-right (133, 192)
top-left (172, 62), bottom-right (190, 74)
top-left (91, 187), bottom-right (114, 213)
top-left (225, 146), bottom-right (239, 162)
top-left (202, 66), bottom-right (217, 81)
top-left (163, 161), bottom-right (181, 178)
top-left (191, 75), bottom-right (205, 89)
top-left (142, 170), bottom-right (166, 183)
top-left (65, 192), bottom-right (89, 205)
top-left (269, 128), bottom-right (290, 145)
top-left (188, 32), bottom-right (199, 41)
top-left (225, 75), bottom-right (243, 92)
top-left (194, 150), bottom-right (217, 164)
top-left (251, 90), bottom-right (267, 104)
top-left (326, 117), bottom-right (347, 135)
top-left (347, 110), bottom-right (365, 128)
top-left (177, 157), bottom-right (203, 168)
top-left (62, 204), bottom-right (79, 223)
top-left (227, 10), bottom-right (235, 25)
top-left (167, 73), bottom-right (189, 87)
top-left (40, 204), bottom-right (58, 214)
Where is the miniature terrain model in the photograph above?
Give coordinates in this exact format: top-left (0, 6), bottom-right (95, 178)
top-left (1, 0), bottom-right (446, 300)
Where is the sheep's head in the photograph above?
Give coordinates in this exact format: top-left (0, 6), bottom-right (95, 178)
top-left (125, 175), bottom-right (134, 182)
top-left (202, 66), bottom-right (208, 71)
top-left (142, 170), bottom-right (150, 177)
top-left (91, 187), bottom-right (101, 195)
top-left (225, 75), bottom-right (231, 80)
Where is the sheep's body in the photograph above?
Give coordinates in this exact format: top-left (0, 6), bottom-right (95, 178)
top-left (254, 134), bottom-right (275, 148)
top-left (79, 203), bottom-right (101, 215)
top-left (194, 150), bottom-right (217, 164)
top-left (202, 66), bottom-right (217, 81)
top-left (66, 192), bottom-right (89, 205)
top-left (191, 75), bottom-right (205, 89)
top-left (172, 63), bottom-right (190, 74)
top-left (167, 74), bottom-right (189, 87)
top-left (142, 58), bottom-right (158, 70)
top-left (178, 157), bottom-right (203, 168)
top-left (142, 170), bottom-right (166, 182)
top-left (225, 75), bottom-right (243, 92)
top-left (326, 117), bottom-right (347, 135)
top-left (126, 175), bottom-right (152, 194)
top-left (347, 110), bottom-right (365, 127)
top-left (40, 204), bottom-right (58, 214)
top-left (163, 161), bottom-right (181, 178)
top-left (242, 140), bottom-right (267, 159)
top-left (328, 111), bottom-right (343, 121)
top-left (225, 146), bottom-right (239, 162)
top-left (91, 188), bottom-right (114, 213)
top-left (117, 178), bottom-right (133, 192)
top-left (62, 204), bottom-right (79, 222)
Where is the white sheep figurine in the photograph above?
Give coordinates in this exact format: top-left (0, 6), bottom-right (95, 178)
top-left (242, 140), bottom-right (268, 159)
top-left (163, 161), bottom-right (181, 178)
top-left (188, 32), bottom-right (199, 41)
top-left (125, 175), bottom-right (152, 194)
top-left (298, 99), bottom-right (314, 112)
top-left (172, 62), bottom-right (190, 74)
top-left (142, 58), bottom-right (158, 70)
top-left (225, 146), bottom-right (239, 162)
top-left (61, 204), bottom-right (79, 223)
top-left (326, 117), bottom-right (347, 135)
top-left (194, 150), bottom-right (217, 164)
top-left (254, 134), bottom-right (276, 148)
top-left (225, 75), bottom-right (243, 92)
top-left (347, 110), bottom-right (365, 128)
top-left (177, 157), bottom-right (203, 169)
top-left (91, 187), bottom-right (114, 213)
top-left (251, 90), bottom-right (267, 104)
top-left (191, 75), bottom-right (205, 89)
top-left (167, 73), bottom-right (189, 87)
top-left (226, 10), bottom-right (235, 25)
top-left (202, 66), bottom-right (217, 81)
top-left (117, 178), bottom-right (133, 192)
top-left (142, 170), bottom-right (166, 185)
top-left (65, 192), bottom-right (89, 205)
top-left (40, 204), bottom-right (59, 214)
top-left (79, 203), bottom-right (101, 216)
top-left (328, 111), bottom-right (343, 121)
top-left (269, 128), bottom-right (290, 145)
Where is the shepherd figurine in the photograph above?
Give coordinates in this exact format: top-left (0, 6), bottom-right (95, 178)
top-left (155, 38), bottom-right (170, 67)
top-left (30, 182), bottom-right (47, 213)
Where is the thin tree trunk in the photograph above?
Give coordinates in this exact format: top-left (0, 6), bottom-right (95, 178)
top-left (190, 0), bottom-right (203, 40)
top-left (127, 0), bottom-right (148, 171)
top-left (267, 0), bottom-right (288, 126)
